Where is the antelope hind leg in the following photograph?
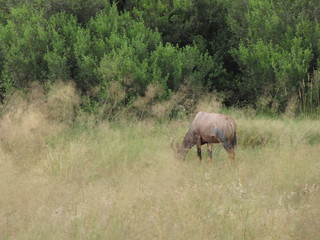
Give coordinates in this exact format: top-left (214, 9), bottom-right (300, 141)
top-left (221, 140), bottom-right (236, 166)
top-left (207, 143), bottom-right (213, 161)
top-left (228, 149), bottom-right (235, 162)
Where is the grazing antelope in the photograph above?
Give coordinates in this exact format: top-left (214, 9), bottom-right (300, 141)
top-left (176, 111), bottom-right (237, 162)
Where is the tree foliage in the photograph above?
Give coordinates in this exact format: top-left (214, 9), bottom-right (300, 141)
top-left (0, 0), bottom-right (320, 116)
top-left (228, 0), bottom-right (320, 112)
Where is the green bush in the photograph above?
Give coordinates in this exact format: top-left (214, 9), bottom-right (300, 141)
top-left (1, 0), bottom-right (320, 117)
top-left (0, 5), bottom-right (48, 88)
top-left (228, 0), bottom-right (320, 113)
top-left (45, 12), bottom-right (81, 81)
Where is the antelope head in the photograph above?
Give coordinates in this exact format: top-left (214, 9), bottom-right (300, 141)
top-left (171, 139), bottom-right (187, 161)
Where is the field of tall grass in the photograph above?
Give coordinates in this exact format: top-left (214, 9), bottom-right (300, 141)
top-left (1, 83), bottom-right (320, 240)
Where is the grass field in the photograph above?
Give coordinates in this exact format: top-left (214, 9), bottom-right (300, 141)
top-left (1, 86), bottom-right (320, 239)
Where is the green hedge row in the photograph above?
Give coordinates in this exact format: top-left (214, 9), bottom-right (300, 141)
top-left (0, 0), bottom-right (320, 115)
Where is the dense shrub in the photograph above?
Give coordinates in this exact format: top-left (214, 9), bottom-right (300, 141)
top-left (228, 0), bottom-right (320, 113)
top-left (0, 0), bottom-right (320, 116)
top-left (0, 6), bottom-right (48, 88)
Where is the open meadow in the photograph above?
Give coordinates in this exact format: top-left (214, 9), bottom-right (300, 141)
top-left (1, 85), bottom-right (320, 240)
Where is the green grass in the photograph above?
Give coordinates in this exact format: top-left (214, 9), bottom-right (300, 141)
top-left (1, 107), bottom-right (320, 239)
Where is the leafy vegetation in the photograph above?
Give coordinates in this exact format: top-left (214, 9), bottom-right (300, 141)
top-left (0, 0), bottom-right (320, 117)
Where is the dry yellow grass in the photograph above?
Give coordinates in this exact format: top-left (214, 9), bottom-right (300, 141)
top-left (1, 85), bottom-right (320, 239)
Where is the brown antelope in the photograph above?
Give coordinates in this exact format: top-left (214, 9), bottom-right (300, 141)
top-left (176, 111), bottom-right (237, 162)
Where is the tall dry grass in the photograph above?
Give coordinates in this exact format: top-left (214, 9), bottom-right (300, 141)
top-left (1, 83), bottom-right (320, 239)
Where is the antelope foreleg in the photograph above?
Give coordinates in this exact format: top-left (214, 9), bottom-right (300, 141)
top-left (196, 137), bottom-right (202, 161)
